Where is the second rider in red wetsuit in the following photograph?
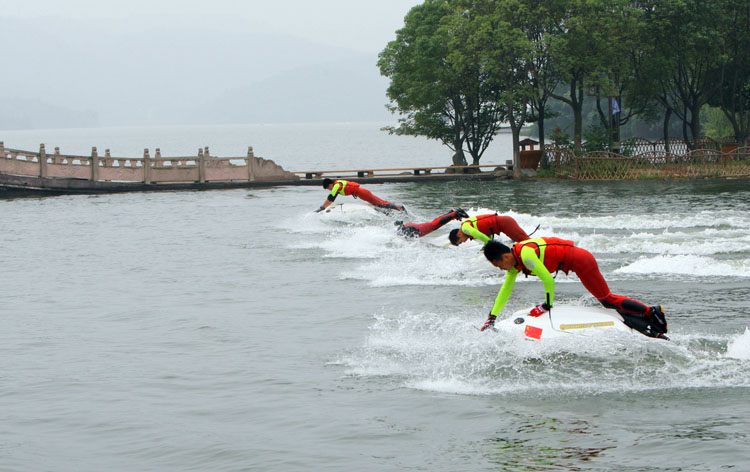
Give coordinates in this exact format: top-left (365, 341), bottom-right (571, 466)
top-left (395, 208), bottom-right (469, 238)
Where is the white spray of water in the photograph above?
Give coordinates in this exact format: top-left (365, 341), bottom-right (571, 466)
top-left (616, 255), bottom-right (750, 278)
top-left (340, 309), bottom-right (750, 396)
top-left (725, 328), bottom-right (750, 360)
top-left (296, 200), bottom-right (750, 395)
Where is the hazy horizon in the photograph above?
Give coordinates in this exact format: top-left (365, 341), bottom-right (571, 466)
top-left (0, 1), bottom-right (421, 130)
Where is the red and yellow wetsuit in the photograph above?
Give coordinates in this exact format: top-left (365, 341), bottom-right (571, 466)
top-left (460, 214), bottom-right (530, 244)
top-left (399, 210), bottom-right (459, 238)
top-left (328, 180), bottom-right (402, 210)
top-left (490, 237), bottom-right (651, 318)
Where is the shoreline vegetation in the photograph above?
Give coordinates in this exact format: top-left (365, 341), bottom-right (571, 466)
top-left (377, 0), bottom-right (750, 177)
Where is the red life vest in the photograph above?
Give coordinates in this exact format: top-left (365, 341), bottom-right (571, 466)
top-left (512, 237), bottom-right (576, 276)
top-left (472, 214), bottom-right (501, 236)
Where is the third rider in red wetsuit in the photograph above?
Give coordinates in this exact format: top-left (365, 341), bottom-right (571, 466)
top-left (449, 214), bottom-right (530, 246)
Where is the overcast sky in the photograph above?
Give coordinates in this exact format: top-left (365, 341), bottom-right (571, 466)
top-left (0, 0), bottom-right (425, 127)
top-left (0, 0), bottom-right (420, 53)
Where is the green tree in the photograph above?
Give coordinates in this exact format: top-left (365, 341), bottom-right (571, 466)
top-left (651, 0), bottom-right (724, 146)
top-left (469, 0), bottom-right (537, 176)
top-left (626, 0), bottom-right (677, 149)
top-left (546, 0), bottom-right (615, 151)
top-left (444, 2), bottom-right (504, 165)
top-left (712, 0), bottom-right (750, 145)
top-left (378, 1), bottom-right (463, 162)
top-left (517, 0), bottom-right (566, 155)
top-left (701, 105), bottom-right (734, 139)
top-left (589, 0), bottom-right (647, 152)
top-left (378, 0), bottom-right (503, 166)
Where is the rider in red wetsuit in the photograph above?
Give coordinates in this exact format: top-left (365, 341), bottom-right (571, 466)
top-left (316, 178), bottom-right (405, 212)
top-left (396, 208), bottom-right (469, 238)
top-left (479, 238), bottom-right (668, 339)
top-left (448, 214), bottom-right (530, 246)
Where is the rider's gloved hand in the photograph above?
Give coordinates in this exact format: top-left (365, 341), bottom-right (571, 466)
top-left (529, 303), bottom-right (551, 317)
top-left (314, 206), bottom-right (325, 213)
top-left (480, 314), bottom-right (497, 332)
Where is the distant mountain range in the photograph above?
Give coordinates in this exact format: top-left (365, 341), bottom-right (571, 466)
top-left (0, 97), bottom-right (98, 130)
top-left (0, 17), bottom-right (394, 129)
top-left (195, 59), bottom-right (392, 124)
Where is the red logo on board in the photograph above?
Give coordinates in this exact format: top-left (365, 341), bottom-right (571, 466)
top-left (524, 325), bottom-right (543, 339)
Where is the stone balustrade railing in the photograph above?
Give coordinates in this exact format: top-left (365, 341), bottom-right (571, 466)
top-left (0, 141), bottom-right (299, 184)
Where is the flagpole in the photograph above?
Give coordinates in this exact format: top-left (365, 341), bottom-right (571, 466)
top-left (612, 97), bottom-right (621, 154)
top-left (608, 95), bottom-right (613, 152)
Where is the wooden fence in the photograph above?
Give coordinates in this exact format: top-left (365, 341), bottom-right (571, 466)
top-left (545, 145), bottom-right (750, 180)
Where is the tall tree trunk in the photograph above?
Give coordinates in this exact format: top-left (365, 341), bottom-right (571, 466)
top-left (452, 149), bottom-right (468, 166)
top-left (452, 119), bottom-right (467, 165)
top-left (537, 113), bottom-right (546, 151)
top-left (573, 103), bottom-right (583, 151)
top-left (511, 124), bottom-right (522, 179)
top-left (663, 107), bottom-right (672, 154)
top-left (572, 81), bottom-right (584, 151)
top-left (549, 79), bottom-right (584, 152)
top-left (682, 105), bottom-right (691, 148)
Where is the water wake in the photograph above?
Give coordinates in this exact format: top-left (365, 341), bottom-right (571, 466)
top-left (339, 310), bottom-right (750, 397)
top-left (289, 205), bottom-right (750, 286)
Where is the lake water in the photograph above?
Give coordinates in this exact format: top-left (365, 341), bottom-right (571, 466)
top-left (0, 121), bottom-right (487, 172)
top-left (1, 123), bottom-right (750, 471)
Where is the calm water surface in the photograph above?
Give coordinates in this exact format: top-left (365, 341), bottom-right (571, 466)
top-left (2, 124), bottom-right (750, 471)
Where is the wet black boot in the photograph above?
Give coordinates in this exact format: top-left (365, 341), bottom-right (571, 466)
top-left (620, 309), bottom-right (669, 340)
top-left (650, 305), bottom-right (668, 333)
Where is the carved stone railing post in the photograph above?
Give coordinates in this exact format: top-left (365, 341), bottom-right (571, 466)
top-left (54, 147), bottom-right (61, 164)
top-left (91, 147), bottom-right (99, 181)
top-left (39, 144), bottom-right (48, 178)
top-left (198, 148), bottom-right (206, 183)
top-left (155, 148), bottom-right (162, 167)
top-left (0, 141), bottom-right (5, 157)
top-left (246, 146), bottom-right (256, 181)
top-left (143, 148), bottom-right (151, 184)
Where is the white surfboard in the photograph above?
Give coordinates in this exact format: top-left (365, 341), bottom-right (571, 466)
top-left (494, 304), bottom-right (640, 340)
